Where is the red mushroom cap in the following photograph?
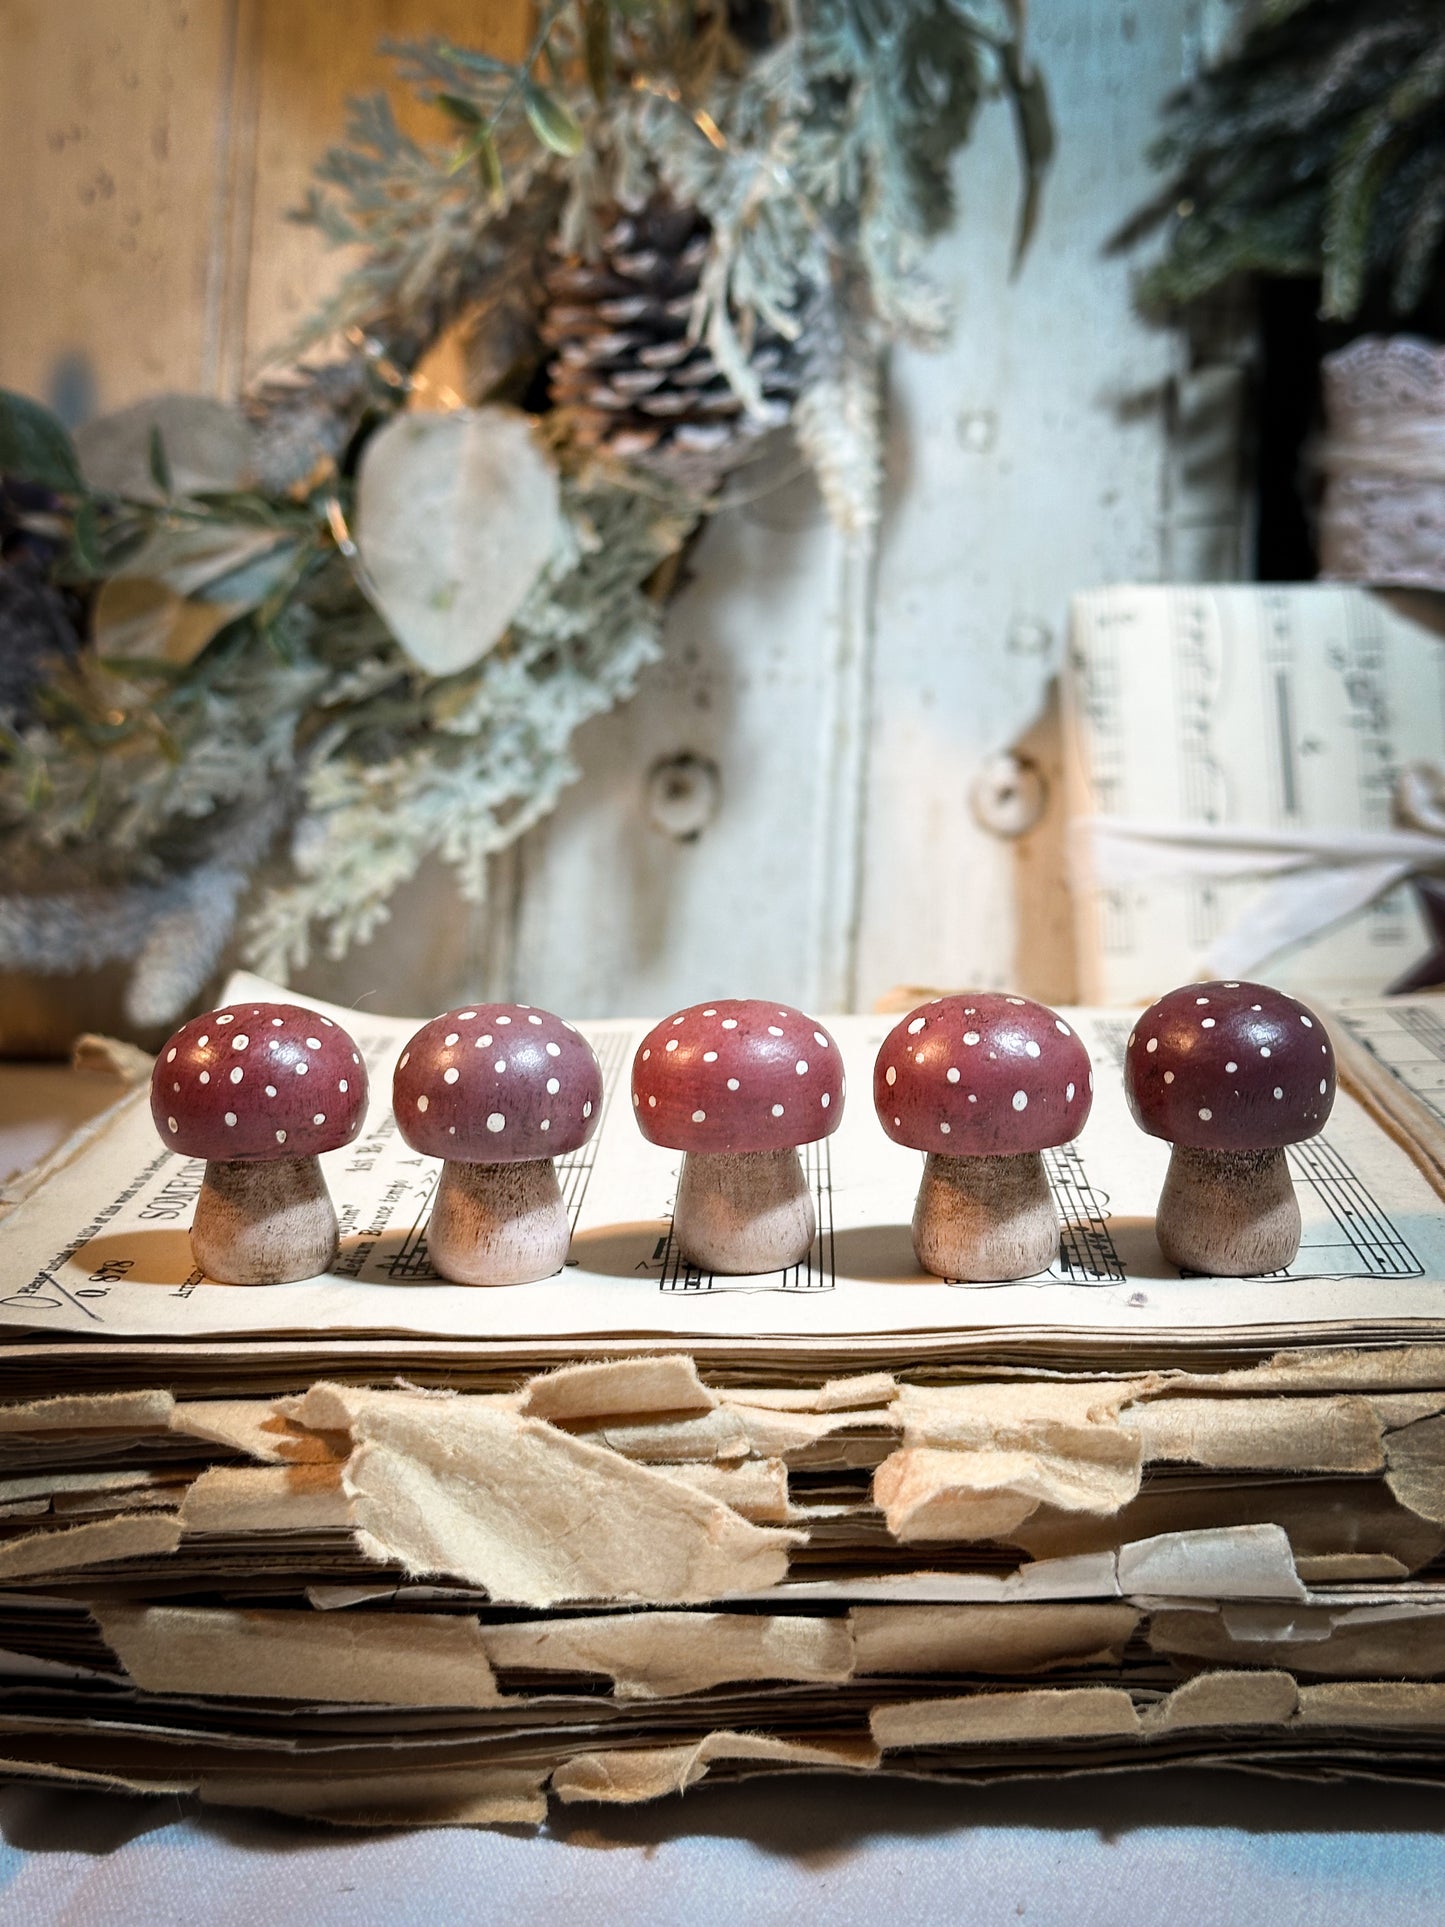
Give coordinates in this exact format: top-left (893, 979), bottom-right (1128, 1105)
top-left (632, 1000), bottom-right (844, 1154)
top-left (392, 1004), bottom-right (601, 1162)
top-left (1124, 979), bottom-right (1335, 1150)
top-left (873, 994), bottom-right (1093, 1156)
top-left (151, 1003), bottom-right (368, 1161)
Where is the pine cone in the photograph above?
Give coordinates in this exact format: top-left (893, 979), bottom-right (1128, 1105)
top-left (542, 199), bottom-right (798, 490)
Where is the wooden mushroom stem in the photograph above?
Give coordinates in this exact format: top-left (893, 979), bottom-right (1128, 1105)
top-left (912, 1149), bottom-right (1059, 1282)
top-left (427, 1157), bottom-right (570, 1287)
top-left (1156, 1144), bottom-right (1300, 1276)
top-left (191, 1156), bottom-right (338, 1286)
top-left (673, 1148), bottom-right (815, 1276)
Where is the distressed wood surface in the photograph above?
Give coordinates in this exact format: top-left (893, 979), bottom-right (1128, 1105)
top-left (0, 0), bottom-right (1247, 1021)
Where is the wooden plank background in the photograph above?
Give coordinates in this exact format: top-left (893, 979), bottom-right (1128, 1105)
top-left (0, 0), bottom-right (1247, 1020)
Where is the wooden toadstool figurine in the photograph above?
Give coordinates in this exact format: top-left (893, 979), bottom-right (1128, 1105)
top-left (874, 993), bottom-right (1093, 1281)
top-left (393, 1004), bottom-right (602, 1286)
top-left (632, 1000), bottom-right (844, 1274)
top-left (1124, 979), bottom-right (1335, 1275)
top-left (151, 1002), bottom-right (368, 1284)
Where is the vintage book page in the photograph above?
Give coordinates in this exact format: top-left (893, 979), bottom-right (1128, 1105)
top-left (1, 974), bottom-right (1444, 1348)
top-left (1065, 585), bottom-right (1445, 1003)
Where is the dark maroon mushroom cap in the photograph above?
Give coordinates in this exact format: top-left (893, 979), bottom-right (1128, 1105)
top-left (1124, 979), bottom-right (1335, 1150)
top-left (151, 1003), bottom-right (368, 1161)
top-left (632, 1000), bottom-right (844, 1154)
top-left (392, 1004), bottom-right (601, 1162)
top-left (874, 994), bottom-right (1093, 1156)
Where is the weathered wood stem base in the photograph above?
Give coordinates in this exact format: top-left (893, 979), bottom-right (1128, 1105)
top-left (1157, 1144), bottom-right (1300, 1276)
top-left (912, 1150), bottom-right (1059, 1282)
top-left (427, 1158), bottom-right (569, 1286)
top-left (191, 1156), bottom-right (338, 1286)
top-left (674, 1149), bottom-right (816, 1276)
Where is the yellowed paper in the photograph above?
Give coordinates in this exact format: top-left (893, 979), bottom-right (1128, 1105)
top-left (178, 1462), bottom-right (353, 1533)
top-left (850, 1603), bottom-right (1139, 1676)
top-left (519, 1355), bottom-right (716, 1423)
top-left (0, 1390), bottom-right (175, 1433)
top-left (1142, 1670), bottom-right (1298, 1733)
top-left (1122, 1395), bottom-right (1385, 1475)
top-left (0, 1511), bottom-right (181, 1579)
top-left (96, 1601), bottom-right (502, 1705)
top-left (871, 1686), bottom-right (1141, 1751)
top-left (291, 1383), bottom-right (799, 1606)
top-left (1295, 1681), bottom-right (1445, 1728)
top-left (170, 1400), bottom-right (345, 1464)
top-left (201, 1766), bottom-right (548, 1827)
top-left (551, 1732), bottom-right (878, 1804)
top-left (482, 1611), bottom-right (852, 1699)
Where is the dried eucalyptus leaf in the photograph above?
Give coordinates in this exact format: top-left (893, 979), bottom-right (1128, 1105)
top-left (114, 524), bottom-right (290, 601)
top-left (93, 577), bottom-right (242, 667)
top-left (354, 407), bottom-right (562, 676)
top-left (76, 395), bottom-right (256, 504)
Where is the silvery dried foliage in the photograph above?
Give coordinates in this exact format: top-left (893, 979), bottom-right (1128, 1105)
top-left (0, 0), bottom-right (1049, 1018)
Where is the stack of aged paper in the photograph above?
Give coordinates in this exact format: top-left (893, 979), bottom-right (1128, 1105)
top-left (0, 976), bottom-right (1444, 1825)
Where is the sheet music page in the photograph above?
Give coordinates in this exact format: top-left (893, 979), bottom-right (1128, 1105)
top-left (1, 974), bottom-right (1443, 1345)
top-left (1065, 585), bottom-right (1445, 1004)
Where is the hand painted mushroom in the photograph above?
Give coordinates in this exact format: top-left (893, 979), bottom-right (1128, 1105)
top-left (874, 993), bottom-right (1092, 1281)
top-left (1124, 979), bottom-right (1335, 1274)
top-left (393, 1004), bottom-right (602, 1286)
top-left (151, 1003), bottom-right (368, 1284)
top-left (632, 1000), bottom-right (843, 1274)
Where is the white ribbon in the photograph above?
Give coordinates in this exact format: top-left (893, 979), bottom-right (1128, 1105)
top-left (1076, 765), bottom-right (1445, 977)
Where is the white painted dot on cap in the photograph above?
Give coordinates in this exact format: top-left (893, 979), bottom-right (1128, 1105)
top-left (1195, 997), bottom-right (1209, 1006)
top-left (271, 1018), bottom-right (282, 1028)
top-left (907, 1017), bottom-right (926, 1035)
top-left (885, 1066), bottom-right (897, 1086)
top-left (772, 1104), bottom-right (785, 1118)
top-left (416, 1094), bottom-right (429, 1112)
top-left (1260, 1047), bottom-right (1271, 1058)
top-left (796, 1059), bottom-right (810, 1075)
top-left (449, 1125), bottom-right (456, 1134)
top-left (497, 1016), bottom-right (511, 1026)
top-left (232, 1033), bottom-right (249, 1051)
top-left (894, 1115), bottom-right (901, 1126)
top-left (224, 1113), bottom-right (237, 1127)
top-left (492, 1058), bottom-right (507, 1074)
top-left (1198, 1108), bottom-right (1212, 1121)
top-left (1025, 1040), bottom-right (1041, 1058)
top-left (648, 1096), bottom-right (657, 1108)
top-left (478, 1035), bottom-right (493, 1048)
top-left (814, 1032), bottom-right (828, 1047)
top-left (721, 1018), bottom-right (737, 1030)
top-left (306, 1037), bottom-right (321, 1051)
top-left (265, 1085), bottom-right (277, 1098)
top-left (727, 1078), bottom-right (739, 1091)
top-left (692, 1109), bottom-right (707, 1123)
top-left (641, 1049), bottom-right (650, 1061)
top-left (703, 1050), bottom-right (718, 1063)
top-left (529, 1014), bottom-right (542, 1025)
top-left (1251, 1004), bottom-right (1262, 1012)
top-left (351, 1052), bottom-right (359, 1064)
top-left (444, 1033), bottom-right (459, 1047)
top-left (1301, 1015), bottom-right (1313, 1028)
top-left (1320, 1079), bottom-right (1328, 1094)
top-left (1128, 1031), bottom-right (1137, 1049)
top-left (167, 1116), bottom-right (178, 1133)
top-left (1224, 982), bottom-right (1239, 988)
top-left (1226, 1061), bottom-right (1238, 1073)
top-left (399, 1052), bottom-right (410, 1070)
top-left (672, 1015), bottom-right (685, 1026)
top-left (1066, 1082), bottom-right (1075, 1101)
top-left (313, 1113), bottom-right (326, 1125)
top-left (540, 1119), bottom-right (550, 1132)
top-left (915, 1052), bottom-right (926, 1065)
top-left (1164, 1071), bottom-right (1174, 1084)
top-left (947, 1067), bottom-right (960, 1083)
top-left (633, 1093), bottom-right (640, 1107)
top-left (230, 1066), bottom-right (244, 1085)
top-left (1201, 1018), bottom-right (1215, 1029)
top-left (821, 1092), bottom-right (830, 1107)
top-left (964, 1031), bottom-right (980, 1046)
top-left (198, 1035), bottom-right (208, 1047)
top-left (968, 1094), bottom-right (977, 1103)
top-left (487, 1112), bottom-right (505, 1133)
top-left (768, 1026), bottom-right (784, 1037)
top-left (198, 1071), bottom-right (209, 1085)
top-left (1007, 997), bottom-right (1025, 1006)
top-left (217, 1014), bottom-right (234, 1025)
top-left (547, 1077), bottom-right (560, 1095)
top-left (582, 1101), bottom-right (592, 1118)
top-left (547, 1042), bottom-right (561, 1057)
top-left (1056, 1020), bottom-right (1071, 1036)
top-left (1274, 1087), bottom-right (1284, 1099)
top-left (444, 1067), bottom-right (459, 1085)
top-left (1145, 1038), bottom-right (1157, 1054)
top-left (940, 1121), bottom-right (951, 1135)
top-left (965, 1007), bottom-right (976, 1016)
top-left (1012, 1091), bottom-right (1028, 1111)
top-left (458, 1012), bottom-right (476, 1021)
top-left (295, 1061), bottom-right (308, 1076)
top-left (275, 1129), bottom-right (287, 1144)
top-left (338, 1080), bottom-right (347, 1094)
top-left (166, 1047), bottom-right (176, 1063)
top-left (703, 1008), bottom-right (717, 1017)
top-left (665, 1039), bottom-right (679, 1053)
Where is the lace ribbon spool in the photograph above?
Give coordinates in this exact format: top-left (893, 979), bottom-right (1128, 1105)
top-left (1319, 335), bottom-right (1445, 590)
